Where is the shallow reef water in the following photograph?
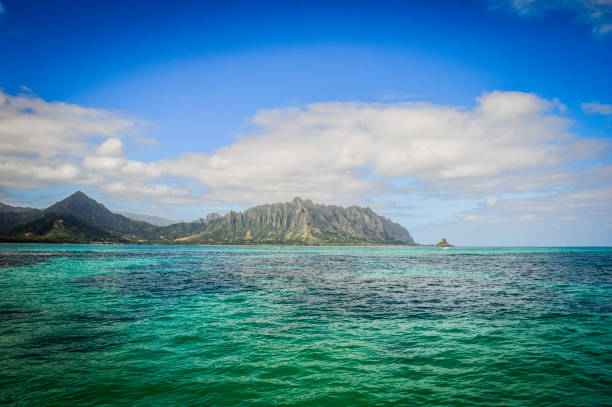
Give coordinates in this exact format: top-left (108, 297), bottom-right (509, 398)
top-left (0, 244), bottom-right (610, 406)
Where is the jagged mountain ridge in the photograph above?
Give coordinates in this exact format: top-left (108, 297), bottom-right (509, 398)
top-left (157, 197), bottom-right (414, 245)
top-left (0, 192), bottom-right (415, 245)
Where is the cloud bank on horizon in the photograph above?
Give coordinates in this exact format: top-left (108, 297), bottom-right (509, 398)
top-left (1, 88), bottom-right (610, 243)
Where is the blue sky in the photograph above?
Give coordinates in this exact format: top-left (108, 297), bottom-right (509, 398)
top-left (0, 0), bottom-right (611, 245)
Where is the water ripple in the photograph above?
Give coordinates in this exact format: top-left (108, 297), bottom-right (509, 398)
top-left (0, 245), bottom-right (610, 406)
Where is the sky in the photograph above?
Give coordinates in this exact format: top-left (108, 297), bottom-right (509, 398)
top-left (0, 0), bottom-right (611, 245)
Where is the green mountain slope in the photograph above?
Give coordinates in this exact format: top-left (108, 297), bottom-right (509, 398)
top-left (157, 197), bottom-right (414, 245)
top-left (0, 203), bottom-right (43, 233)
top-left (0, 193), bottom-right (415, 245)
top-left (2, 212), bottom-right (120, 243)
top-left (45, 191), bottom-right (158, 239)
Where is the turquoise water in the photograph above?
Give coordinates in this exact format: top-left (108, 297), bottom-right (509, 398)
top-left (0, 244), bottom-right (610, 406)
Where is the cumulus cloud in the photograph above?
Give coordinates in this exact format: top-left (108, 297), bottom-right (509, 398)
top-left (159, 91), bottom-right (607, 204)
top-left (82, 137), bottom-right (162, 180)
top-left (0, 89), bottom-right (185, 199)
top-left (0, 156), bottom-right (82, 189)
top-left (0, 88), bottom-right (610, 232)
top-left (488, 0), bottom-right (612, 34)
top-left (582, 101), bottom-right (612, 115)
top-left (0, 90), bottom-right (138, 158)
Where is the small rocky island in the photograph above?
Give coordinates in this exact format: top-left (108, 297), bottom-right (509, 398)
top-left (435, 238), bottom-right (454, 247)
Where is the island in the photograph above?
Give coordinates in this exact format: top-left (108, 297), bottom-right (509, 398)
top-left (435, 238), bottom-right (454, 247)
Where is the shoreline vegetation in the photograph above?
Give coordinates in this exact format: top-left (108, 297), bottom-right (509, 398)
top-left (0, 191), bottom-right (423, 246)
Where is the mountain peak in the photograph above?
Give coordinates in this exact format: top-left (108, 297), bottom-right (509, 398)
top-left (291, 197), bottom-right (314, 207)
top-left (47, 191), bottom-right (105, 214)
top-left (44, 191), bottom-right (158, 236)
top-left (69, 190), bottom-right (89, 199)
top-left (63, 190), bottom-right (99, 204)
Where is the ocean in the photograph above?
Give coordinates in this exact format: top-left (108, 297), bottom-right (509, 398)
top-left (0, 244), bottom-right (610, 406)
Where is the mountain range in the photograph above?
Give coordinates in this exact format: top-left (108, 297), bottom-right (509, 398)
top-left (115, 211), bottom-right (178, 227)
top-left (0, 191), bottom-right (415, 245)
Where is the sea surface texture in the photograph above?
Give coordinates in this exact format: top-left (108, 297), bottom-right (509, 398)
top-left (0, 244), bottom-right (610, 406)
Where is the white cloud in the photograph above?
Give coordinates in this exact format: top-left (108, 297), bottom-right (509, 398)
top-left (0, 90), bottom-right (139, 158)
top-left (408, 179), bottom-right (612, 245)
top-left (159, 91), bottom-right (607, 204)
top-left (95, 137), bottom-right (123, 156)
top-left (0, 88), bottom-right (610, 240)
top-left (82, 137), bottom-right (162, 180)
top-left (0, 155), bottom-right (82, 188)
top-left (458, 183), bottom-right (612, 224)
top-left (489, 0), bottom-right (612, 34)
top-left (582, 101), bottom-right (612, 115)
top-left (486, 196), bottom-right (499, 206)
top-left (100, 181), bottom-right (197, 204)
top-left (0, 90), bottom-right (175, 196)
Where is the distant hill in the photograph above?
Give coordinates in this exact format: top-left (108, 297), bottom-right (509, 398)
top-left (0, 203), bottom-right (42, 233)
top-left (44, 191), bottom-right (158, 238)
top-left (115, 211), bottom-right (178, 227)
top-left (4, 212), bottom-right (120, 243)
top-left (0, 192), bottom-right (415, 245)
top-left (0, 202), bottom-right (40, 214)
top-left (0, 191), bottom-right (157, 243)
